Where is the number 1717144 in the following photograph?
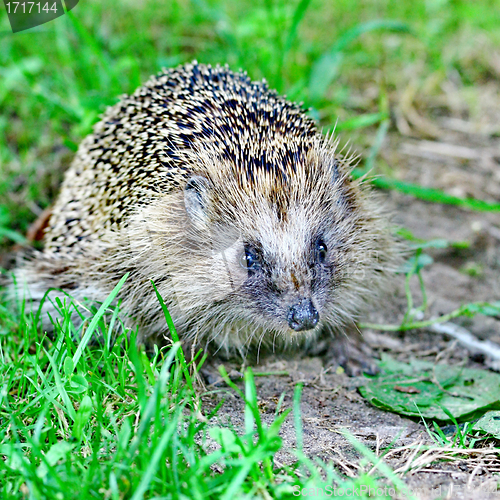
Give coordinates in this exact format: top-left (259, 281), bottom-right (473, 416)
top-left (5, 2), bottom-right (59, 14)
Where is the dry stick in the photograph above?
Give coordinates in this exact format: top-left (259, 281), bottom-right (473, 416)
top-left (331, 454), bottom-right (358, 477)
top-left (375, 432), bottom-right (382, 458)
top-left (429, 322), bottom-right (500, 361)
top-left (468, 458), bottom-right (484, 487)
top-left (381, 437), bottom-right (424, 462)
top-left (392, 440), bottom-right (425, 476)
top-left (393, 446), bottom-right (499, 475)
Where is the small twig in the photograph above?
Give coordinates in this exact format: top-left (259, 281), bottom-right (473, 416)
top-left (393, 439), bottom-right (425, 475)
top-left (429, 322), bottom-right (500, 361)
top-left (468, 458), bottom-right (484, 486)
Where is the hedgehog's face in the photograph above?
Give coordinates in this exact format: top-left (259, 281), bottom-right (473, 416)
top-left (238, 233), bottom-right (331, 334)
top-left (182, 173), bottom-right (348, 337)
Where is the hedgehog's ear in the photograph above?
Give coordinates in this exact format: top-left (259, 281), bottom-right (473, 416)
top-left (184, 176), bottom-right (210, 227)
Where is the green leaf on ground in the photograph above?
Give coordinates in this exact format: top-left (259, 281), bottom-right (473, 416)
top-left (359, 355), bottom-right (500, 422)
top-left (473, 411), bottom-right (500, 439)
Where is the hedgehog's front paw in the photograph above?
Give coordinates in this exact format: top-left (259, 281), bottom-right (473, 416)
top-left (324, 330), bottom-right (380, 377)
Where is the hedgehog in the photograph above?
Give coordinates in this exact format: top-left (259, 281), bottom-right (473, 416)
top-left (12, 61), bottom-right (396, 374)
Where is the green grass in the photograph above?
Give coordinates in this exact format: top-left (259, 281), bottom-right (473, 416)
top-left (1, 284), bottom-right (400, 499)
top-left (2, 0), bottom-right (500, 497)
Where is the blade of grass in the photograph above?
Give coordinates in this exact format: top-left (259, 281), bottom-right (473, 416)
top-left (353, 170), bottom-right (500, 212)
top-left (72, 273), bottom-right (129, 368)
top-left (151, 281), bottom-right (196, 394)
top-left (283, 0), bottom-right (312, 57)
top-left (293, 383), bottom-right (303, 452)
top-left (44, 349), bottom-right (76, 421)
top-left (361, 300), bottom-right (500, 331)
top-left (309, 20), bottom-right (410, 101)
top-left (336, 112), bottom-right (388, 132)
top-left (364, 118), bottom-right (390, 171)
top-left (129, 417), bottom-right (179, 500)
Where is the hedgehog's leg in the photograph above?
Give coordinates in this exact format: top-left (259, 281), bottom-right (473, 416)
top-left (315, 324), bottom-right (380, 376)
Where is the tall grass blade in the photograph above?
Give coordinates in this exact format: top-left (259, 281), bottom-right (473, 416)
top-left (309, 20), bottom-right (410, 101)
top-left (72, 273), bottom-right (129, 368)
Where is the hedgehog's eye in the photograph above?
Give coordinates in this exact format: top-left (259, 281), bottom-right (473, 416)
top-left (240, 245), bottom-right (262, 275)
top-left (315, 238), bottom-right (328, 263)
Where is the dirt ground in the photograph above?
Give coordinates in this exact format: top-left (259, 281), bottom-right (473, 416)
top-left (205, 98), bottom-right (500, 499)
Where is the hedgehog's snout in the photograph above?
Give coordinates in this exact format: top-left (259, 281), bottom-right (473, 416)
top-left (287, 298), bottom-right (319, 332)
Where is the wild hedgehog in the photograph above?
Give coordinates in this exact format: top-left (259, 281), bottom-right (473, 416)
top-left (12, 61), bottom-right (395, 374)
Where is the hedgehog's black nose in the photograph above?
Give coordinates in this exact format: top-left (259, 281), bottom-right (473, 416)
top-left (288, 299), bottom-right (319, 331)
